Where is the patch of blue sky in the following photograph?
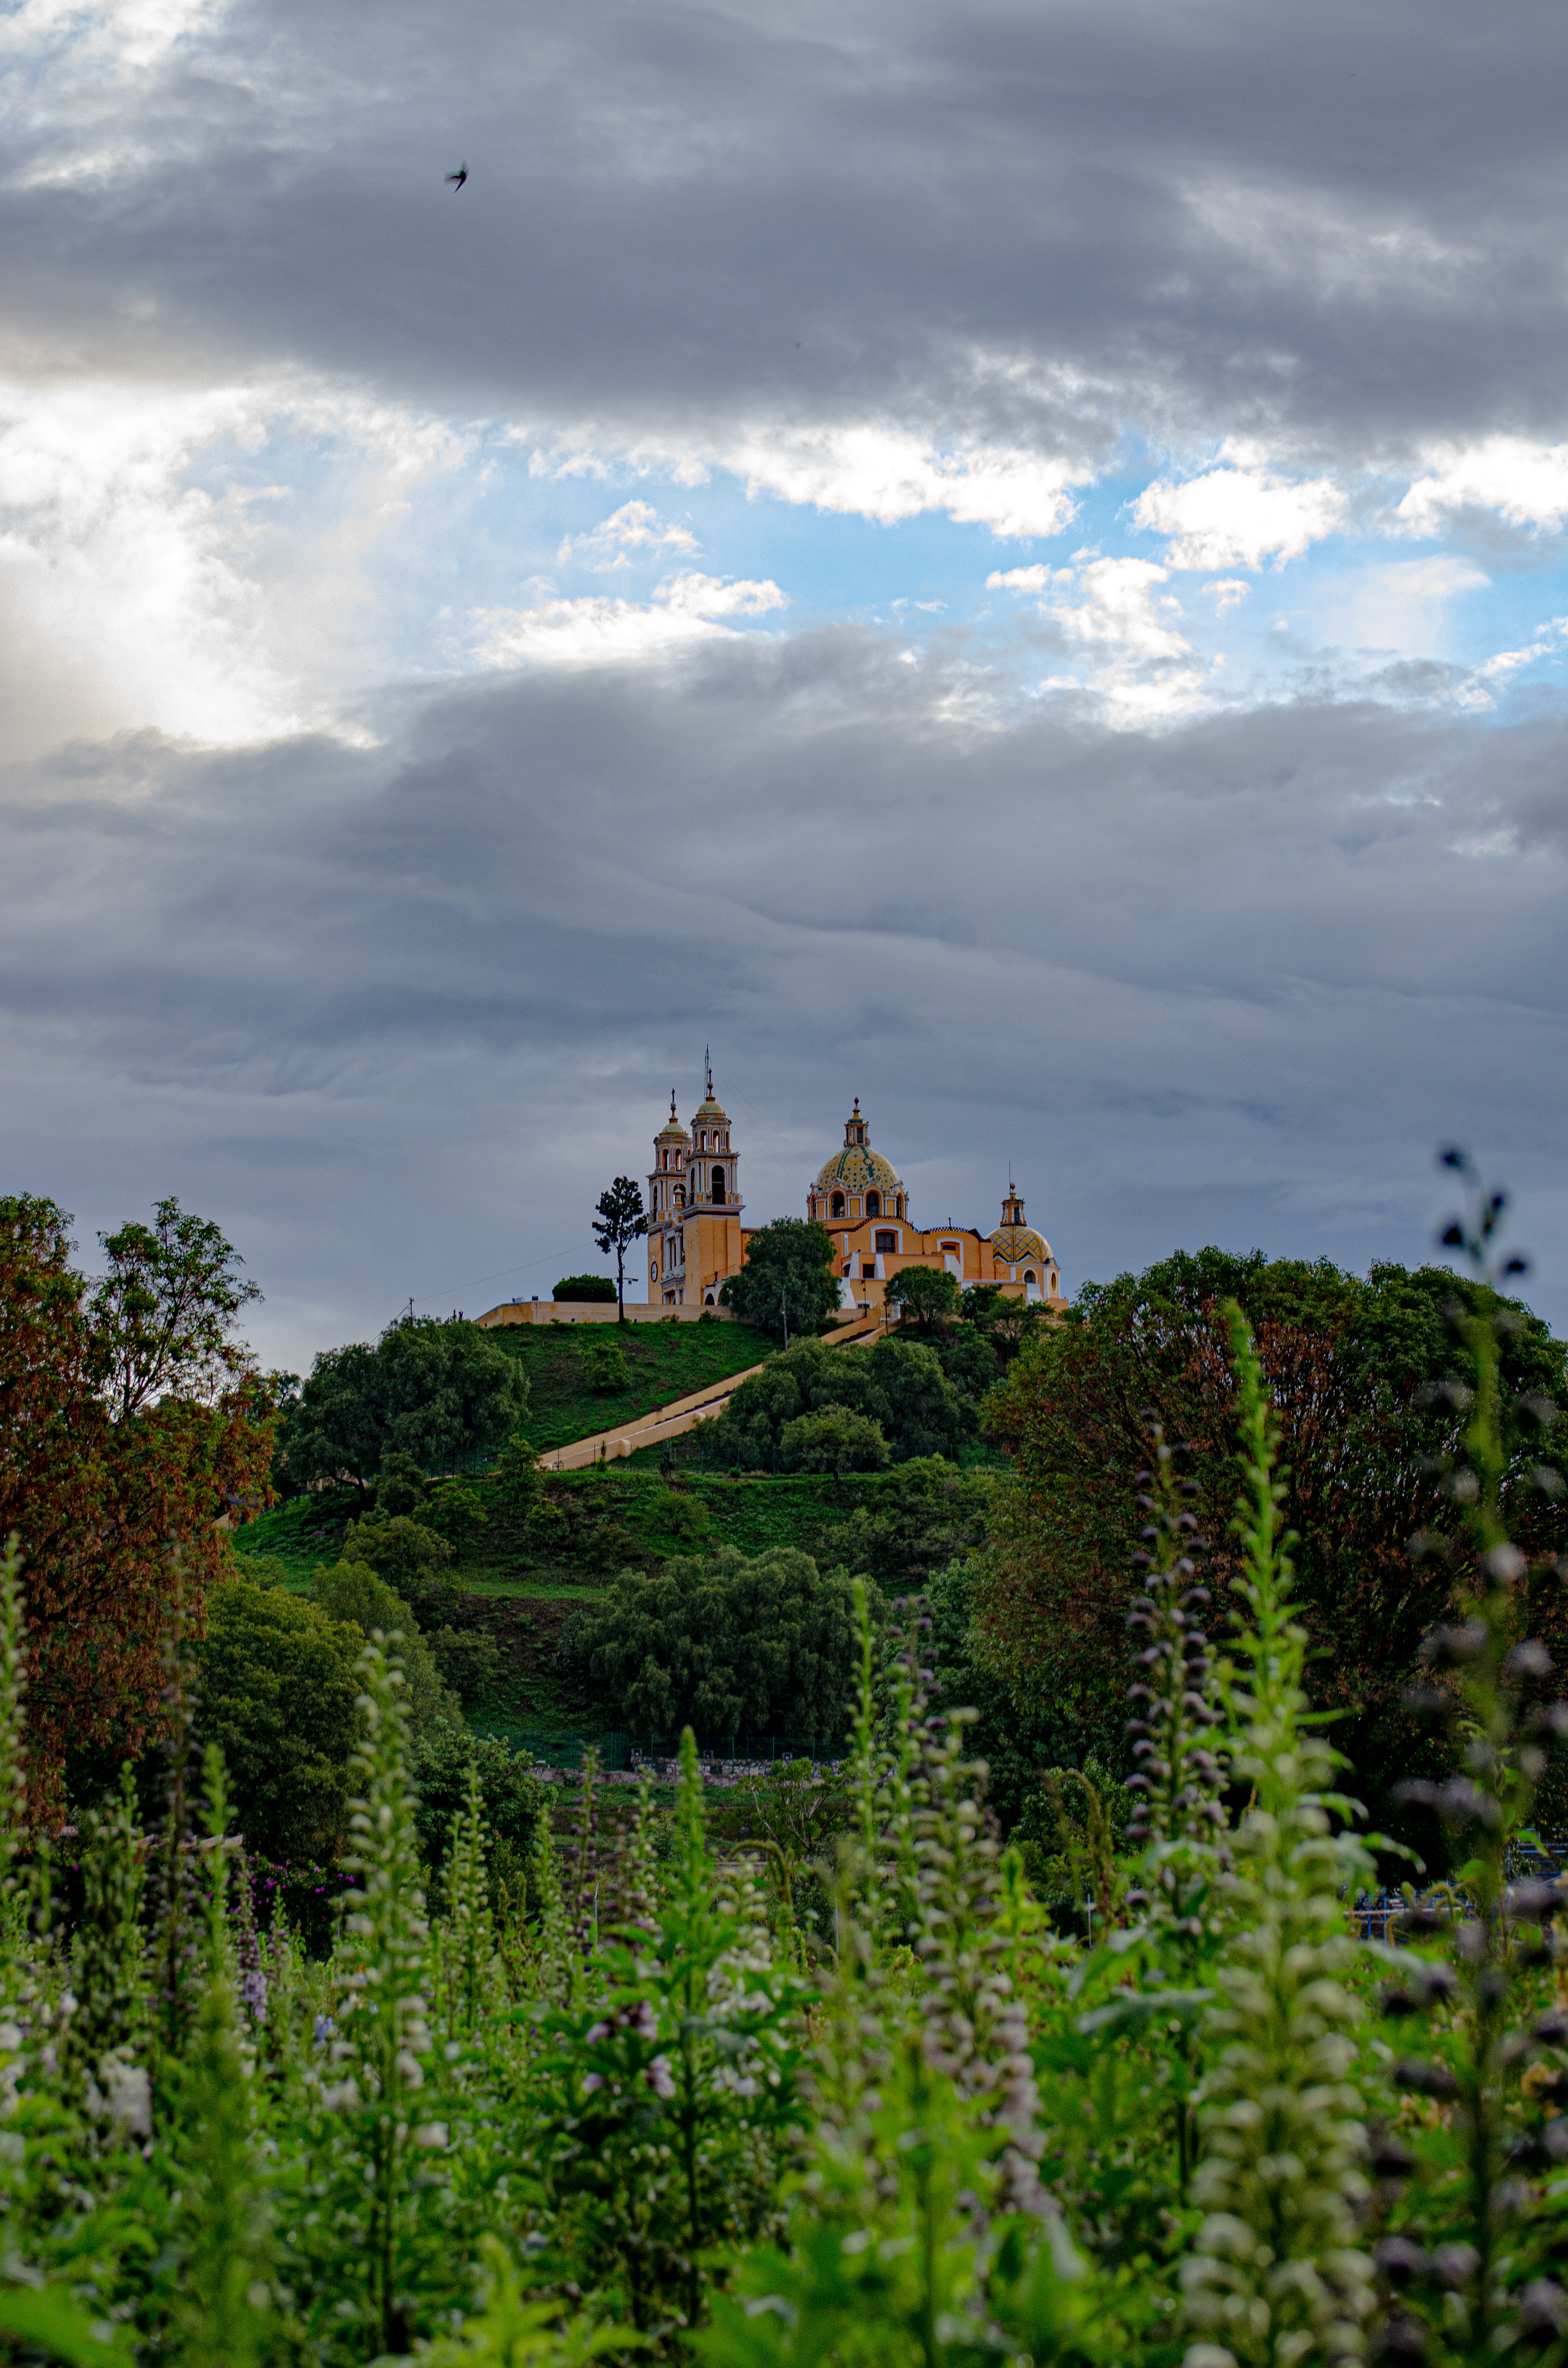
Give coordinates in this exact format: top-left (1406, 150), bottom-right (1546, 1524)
top-left (181, 414), bottom-right (1568, 717)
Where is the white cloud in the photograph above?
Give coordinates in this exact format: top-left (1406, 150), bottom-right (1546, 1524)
top-left (1476, 615), bottom-right (1568, 680)
top-left (0, 379), bottom-right (293, 753)
top-left (532, 422), bottom-right (1090, 539)
top-left (1179, 176), bottom-right (1470, 303)
top-left (1049, 557), bottom-right (1191, 661)
top-left (473, 570), bottom-right (787, 666)
top-left (1204, 578), bottom-right (1250, 616)
top-left (987, 563), bottom-right (1070, 592)
top-left (0, 374), bottom-right (472, 758)
top-left (1036, 556), bottom-right (1212, 724)
top-left (1337, 555), bottom-right (1488, 656)
top-left (1398, 438), bottom-right (1568, 534)
top-left (722, 426), bottom-right (1087, 537)
top-left (557, 499), bottom-right (698, 571)
top-left (1133, 456), bottom-right (1346, 570)
top-left (0, 0), bottom-right (230, 190)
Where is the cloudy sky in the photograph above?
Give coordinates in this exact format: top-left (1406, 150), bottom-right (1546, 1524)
top-left (4, 0), bottom-right (1567, 1366)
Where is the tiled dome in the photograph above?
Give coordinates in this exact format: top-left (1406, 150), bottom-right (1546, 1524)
top-left (987, 1187), bottom-right (1051, 1270)
top-left (989, 1222), bottom-right (1052, 1264)
top-left (813, 1100), bottom-right (903, 1198)
top-left (814, 1142), bottom-right (903, 1196)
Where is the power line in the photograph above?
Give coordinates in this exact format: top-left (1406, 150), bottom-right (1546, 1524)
top-left (406, 1235), bottom-right (598, 1315)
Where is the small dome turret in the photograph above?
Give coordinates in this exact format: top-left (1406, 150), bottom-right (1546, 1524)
top-left (988, 1184), bottom-right (1052, 1269)
top-left (809, 1099), bottom-right (906, 1217)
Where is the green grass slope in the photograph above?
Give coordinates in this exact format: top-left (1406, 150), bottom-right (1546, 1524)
top-left (483, 1316), bottom-right (778, 1451)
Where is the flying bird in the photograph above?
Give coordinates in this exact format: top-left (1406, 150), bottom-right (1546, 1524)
top-left (445, 164), bottom-right (467, 190)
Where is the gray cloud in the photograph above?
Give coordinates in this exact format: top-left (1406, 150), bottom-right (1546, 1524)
top-left (3, 640), bottom-right (1564, 1365)
top-left (5, 0), bottom-right (1568, 458)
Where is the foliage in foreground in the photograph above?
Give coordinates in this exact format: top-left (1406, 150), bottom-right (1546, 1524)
top-left (2, 1159), bottom-right (1568, 2368)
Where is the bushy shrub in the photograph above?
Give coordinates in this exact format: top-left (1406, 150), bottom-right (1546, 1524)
top-left (584, 1337), bottom-right (630, 1394)
top-left (424, 1480), bottom-right (488, 1559)
top-left (553, 1274), bottom-right (617, 1302)
top-left (710, 1334), bottom-right (974, 1468)
top-left (424, 1623), bottom-right (501, 1707)
top-left (975, 1244), bottom-right (1568, 1843)
top-left (562, 1544), bottom-right (863, 1740)
top-left (778, 1403), bottom-right (889, 1479)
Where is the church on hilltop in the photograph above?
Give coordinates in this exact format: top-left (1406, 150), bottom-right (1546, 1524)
top-left (645, 1066), bottom-right (1065, 1319)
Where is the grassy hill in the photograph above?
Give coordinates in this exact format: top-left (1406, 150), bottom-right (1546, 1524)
top-left (482, 1314), bottom-right (777, 1451)
top-left (230, 1456), bottom-right (993, 1738)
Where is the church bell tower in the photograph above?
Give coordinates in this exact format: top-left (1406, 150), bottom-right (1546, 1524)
top-left (646, 1057), bottom-right (745, 1306)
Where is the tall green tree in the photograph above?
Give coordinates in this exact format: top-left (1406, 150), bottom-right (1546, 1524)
top-left (279, 1316), bottom-right (529, 1496)
top-left (90, 1196), bottom-right (262, 1420)
top-left (719, 1217), bottom-right (840, 1340)
top-left (884, 1264), bottom-right (960, 1332)
top-left (591, 1178), bottom-right (647, 1324)
top-left (194, 1575), bottom-right (364, 1862)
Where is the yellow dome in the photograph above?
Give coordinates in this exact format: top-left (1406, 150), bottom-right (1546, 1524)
top-left (655, 1094), bottom-right (689, 1146)
top-left (813, 1100), bottom-right (903, 1199)
top-left (814, 1143), bottom-right (902, 1197)
top-left (989, 1224), bottom-right (1051, 1265)
top-left (988, 1186), bottom-right (1051, 1269)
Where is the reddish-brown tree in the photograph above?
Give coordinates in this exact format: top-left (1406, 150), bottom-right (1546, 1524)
top-left (0, 1195), bottom-right (276, 1805)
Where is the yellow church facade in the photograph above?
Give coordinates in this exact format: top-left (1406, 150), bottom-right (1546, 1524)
top-left (646, 1075), bottom-right (1065, 1319)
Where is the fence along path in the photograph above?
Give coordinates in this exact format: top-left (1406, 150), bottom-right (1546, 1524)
top-left (538, 1309), bottom-right (888, 1471)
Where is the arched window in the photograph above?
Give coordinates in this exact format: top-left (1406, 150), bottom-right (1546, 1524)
top-left (831, 1191), bottom-right (845, 1218)
top-left (1023, 1270), bottom-right (1037, 1296)
top-left (894, 1196), bottom-right (903, 1217)
top-left (712, 1165), bottom-right (725, 1200)
top-left (866, 1191), bottom-right (880, 1217)
top-left (874, 1230), bottom-right (896, 1252)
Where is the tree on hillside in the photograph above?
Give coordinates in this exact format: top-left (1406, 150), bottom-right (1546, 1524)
top-left (719, 1217), bottom-right (840, 1339)
top-left (973, 1246), bottom-right (1568, 1835)
top-left (709, 1333), bottom-right (974, 1468)
top-left (829, 1456), bottom-right (993, 1595)
top-left (307, 1559), bottom-right (463, 1742)
top-left (562, 1544), bottom-right (865, 1741)
top-left (885, 1265), bottom-right (961, 1332)
top-left (592, 1178), bottom-right (647, 1324)
top-left (780, 1405), bottom-right (890, 1487)
top-left (0, 1194), bottom-right (276, 1805)
top-left (194, 1575), bottom-right (364, 1862)
top-left (278, 1316), bottom-right (529, 1497)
